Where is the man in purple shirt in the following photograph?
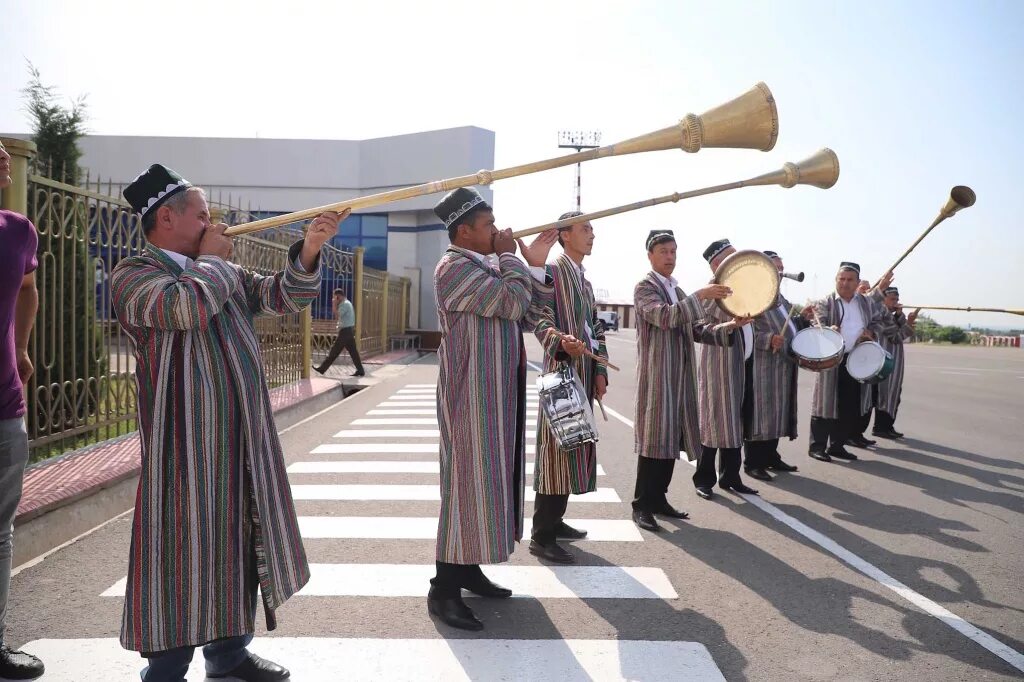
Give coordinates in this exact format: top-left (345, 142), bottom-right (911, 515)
top-left (0, 139), bottom-right (45, 679)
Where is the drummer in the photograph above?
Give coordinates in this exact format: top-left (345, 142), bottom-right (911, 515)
top-left (802, 262), bottom-right (885, 462)
top-left (863, 280), bottom-right (917, 439)
top-left (522, 211), bottom-right (608, 564)
top-left (693, 239), bottom-right (760, 499)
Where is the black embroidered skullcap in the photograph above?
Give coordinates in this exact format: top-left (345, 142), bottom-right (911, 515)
top-left (433, 187), bottom-right (490, 228)
top-left (763, 250), bottom-right (779, 258)
top-left (703, 238), bottom-right (732, 263)
top-left (646, 229), bottom-right (675, 251)
top-left (884, 287), bottom-right (899, 296)
top-left (123, 164), bottom-right (191, 217)
top-left (839, 261), bottom-right (861, 274)
top-left (557, 210), bottom-right (585, 231)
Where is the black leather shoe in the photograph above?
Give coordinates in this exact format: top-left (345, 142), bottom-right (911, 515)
top-left (872, 429), bottom-right (902, 440)
top-left (632, 509), bottom-right (661, 531)
top-left (208, 652), bottom-right (289, 681)
top-left (0, 645), bottom-right (44, 680)
top-left (721, 481), bottom-right (759, 495)
top-left (745, 467), bottom-right (773, 481)
top-left (694, 487), bottom-right (714, 500)
top-left (555, 521), bottom-right (588, 540)
top-left (848, 435), bottom-right (876, 448)
top-left (462, 572), bottom-right (512, 599)
top-left (828, 447), bottom-right (858, 461)
top-left (655, 502), bottom-right (690, 519)
top-left (529, 539), bottom-right (575, 563)
top-left (809, 450), bottom-right (832, 462)
top-left (352, 370), bottom-right (366, 377)
top-left (767, 459), bottom-right (798, 472)
top-left (427, 588), bottom-right (483, 631)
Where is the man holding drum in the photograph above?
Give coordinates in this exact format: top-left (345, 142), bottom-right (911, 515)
top-left (631, 230), bottom-right (731, 530)
top-left (803, 262), bottom-right (885, 462)
top-left (523, 211), bottom-right (608, 563)
top-left (866, 285), bottom-right (917, 439)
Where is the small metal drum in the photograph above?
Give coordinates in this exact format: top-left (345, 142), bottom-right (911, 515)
top-left (846, 341), bottom-right (895, 384)
top-left (714, 249), bottom-right (781, 318)
top-left (536, 364), bottom-right (598, 449)
top-left (789, 327), bottom-right (845, 371)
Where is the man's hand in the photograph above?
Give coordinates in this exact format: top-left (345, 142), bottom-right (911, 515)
top-left (595, 374), bottom-right (607, 400)
top-left (559, 334), bottom-right (586, 358)
top-left (908, 308), bottom-right (920, 325)
top-left (770, 334), bottom-right (784, 352)
top-left (300, 209), bottom-right (349, 270)
top-left (493, 228), bottom-right (517, 255)
top-left (732, 316), bottom-right (754, 328)
top-left (697, 284), bottom-right (732, 300)
top-left (859, 329), bottom-right (876, 342)
top-left (802, 304), bottom-right (817, 321)
top-left (877, 270), bottom-right (895, 292)
top-left (516, 229), bottom-right (558, 267)
top-left (16, 350), bottom-right (33, 383)
top-left (199, 224), bottom-right (232, 260)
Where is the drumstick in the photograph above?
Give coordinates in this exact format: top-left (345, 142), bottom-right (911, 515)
top-left (596, 399), bottom-right (609, 421)
top-left (770, 303), bottom-right (800, 353)
top-left (549, 330), bottom-right (620, 371)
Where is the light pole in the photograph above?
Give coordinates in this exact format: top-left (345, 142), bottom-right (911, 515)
top-left (557, 130), bottom-right (601, 211)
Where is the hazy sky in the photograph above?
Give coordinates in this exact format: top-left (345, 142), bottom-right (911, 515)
top-left (2, 0), bottom-right (1022, 328)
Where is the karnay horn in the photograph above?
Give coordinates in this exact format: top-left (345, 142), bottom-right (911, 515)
top-left (782, 271), bottom-right (805, 282)
top-left (873, 185), bottom-right (977, 287)
top-left (901, 305), bottom-right (1024, 317)
top-left (512, 148), bottom-right (839, 239)
top-left (223, 83), bottom-right (780, 237)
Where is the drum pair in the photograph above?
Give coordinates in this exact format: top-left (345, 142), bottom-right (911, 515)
top-left (536, 364), bottom-right (598, 449)
top-left (788, 328), bottom-right (894, 383)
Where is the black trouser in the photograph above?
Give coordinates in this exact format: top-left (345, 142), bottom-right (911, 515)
top-left (873, 408), bottom-right (896, 431)
top-left (810, 357), bottom-right (860, 452)
top-left (430, 561), bottom-right (485, 598)
top-left (693, 445), bottom-right (742, 489)
top-left (531, 493), bottom-right (569, 545)
top-left (632, 456), bottom-right (675, 511)
top-left (744, 439), bottom-right (778, 469)
top-left (316, 326), bottom-right (364, 373)
top-left (854, 384), bottom-right (879, 436)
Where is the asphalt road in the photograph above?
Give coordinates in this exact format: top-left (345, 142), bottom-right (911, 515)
top-left (7, 336), bottom-right (1023, 681)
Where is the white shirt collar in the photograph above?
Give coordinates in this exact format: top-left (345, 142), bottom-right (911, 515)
top-left (159, 248), bottom-right (192, 271)
top-left (652, 271), bottom-right (678, 290)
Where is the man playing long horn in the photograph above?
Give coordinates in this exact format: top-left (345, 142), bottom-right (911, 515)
top-left (523, 211), bottom-right (608, 564)
top-left (631, 230), bottom-right (731, 531)
top-left (742, 250), bottom-right (804, 481)
top-left (428, 187), bottom-right (557, 631)
top-left (865, 280), bottom-right (917, 439)
top-left (802, 262), bottom-right (886, 462)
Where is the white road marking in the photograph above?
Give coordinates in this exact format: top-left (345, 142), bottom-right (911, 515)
top-left (939, 371), bottom-right (979, 376)
top-left (352, 417), bottom-right (537, 427)
top-left (22, 638), bottom-right (724, 681)
top-left (334, 429), bottom-right (536, 440)
top-left (296, 516), bottom-right (637, 541)
top-left (289, 485), bottom-right (621, 503)
top-left (599, 402), bottom-right (1024, 674)
top-left (288, 461), bottom-right (605, 476)
top-left (311, 443), bottom-right (440, 454)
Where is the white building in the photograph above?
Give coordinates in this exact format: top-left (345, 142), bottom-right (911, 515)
top-left (20, 128), bottom-right (496, 332)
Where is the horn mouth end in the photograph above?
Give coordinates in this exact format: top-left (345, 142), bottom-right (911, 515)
top-left (755, 82), bottom-right (779, 152)
top-left (951, 185), bottom-right (976, 208)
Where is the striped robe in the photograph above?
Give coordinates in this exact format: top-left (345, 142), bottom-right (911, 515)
top-left (434, 247), bottom-right (531, 565)
top-left (531, 255), bottom-right (608, 495)
top-left (633, 272), bottom-right (710, 461)
top-left (111, 241), bottom-right (317, 653)
top-left (748, 294), bottom-right (803, 441)
top-left (870, 290), bottom-right (914, 416)
top-left (810, 292), bottom-right (885, 419)
top-left (696, 298), bottom-right (747, 449)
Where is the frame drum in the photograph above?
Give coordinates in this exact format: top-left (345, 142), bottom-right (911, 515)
top-left (714, 249), bottom-right (781, 318)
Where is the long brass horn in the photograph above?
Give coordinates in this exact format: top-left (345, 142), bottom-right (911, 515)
top-left (511, 148), bottom-right (839, 239)
top-left (873, 185), bottom-right (976, 287)
top-left (224, 83), bottom-right (779, 237)
top-left (901, 305), bottom-right (1024, 316)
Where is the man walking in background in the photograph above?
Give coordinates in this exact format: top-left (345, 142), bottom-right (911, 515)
top-left (315, 289), bottom-right (364, 377)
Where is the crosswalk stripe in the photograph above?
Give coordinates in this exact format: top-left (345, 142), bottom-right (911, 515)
top-left (311, 444), bottom-right (537, 455)
top-left (367, 409), bottom-right (438, 415)
top-left (404, 383), bottom-right (436, 387)
top-left (287, 461), bottom-right (606, 475)
top-left (289, 485), bottom-right (621, 502)
top-left (352, 418), bottom-right (538, 427)
top-left (22, 638), bottom-right (724, 681)
top-left (104, 564), bottom-right (674, 599)
top-left (333, 430), bottom-right (537, 440)
top-left (378, 401), bottom-right (541, 408)
top-left (295, 516), bottom-right (638, 540)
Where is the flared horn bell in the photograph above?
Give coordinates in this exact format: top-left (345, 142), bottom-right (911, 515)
top-left (746, 148), bottom-right (840, 189)
top-left (940, 185), bottom-right (976, 219)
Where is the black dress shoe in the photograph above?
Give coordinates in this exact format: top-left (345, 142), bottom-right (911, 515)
top-left (529, 539), bottom-right (575, 564)
top-left (848, 435), bottom-right (876, 448)
top-left (555, 521), bottom-right (588, 540)
top-left (208, 652), bottom-right (289, 681)
top-left (352, 370), bottom-right (366, 377)
top-left (828, 447), bottom-right (858, 461)
top-left (809, 450), bottom-right (832, 462)
top-left (462, 572), bottom-right (512, 598)
top-left (0, 645), bottom-right (44, 680)
top-left (427, 588), bottom-right (483, 631)
top-left (767, 459), bottom-right (799, 472)
top-left (655, 502), bottom-right (690, 519)
top-left (745, 467), bottom-right (773, 482)
top-left (694, 487), bottom-right (714, 500)
top-left (632, 509), bottom-right (661, 531)
top-left (721, 482), bottom-right (759, 495)
top-left (872, 429), bottom-right (902, 440)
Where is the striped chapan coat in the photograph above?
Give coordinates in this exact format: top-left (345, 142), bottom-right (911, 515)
top-left (810, 292), bottom-right (885, 419)
top-left (696, 297), bottom-right (748, 449)
top-left (633, 272), bottom-right (711, 461)
top-left (531, 255), bottom-right (608, 495)
top-left (434, 247), bottom-right (531, 565)
top-left (870, 290), bottom-right (914, 416)
top-left (748, 294), bottom-right (805, 441)
top-left (110, 241), bottom-right (317, 653)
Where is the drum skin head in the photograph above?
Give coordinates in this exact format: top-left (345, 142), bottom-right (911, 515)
top-left (848, 341), bottom-right (886, 380)
top-left (714, 249), bottom-right (780, 318)
top-left (789, 327), bottom-right (845, 371)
